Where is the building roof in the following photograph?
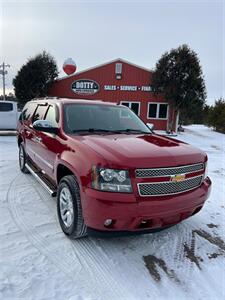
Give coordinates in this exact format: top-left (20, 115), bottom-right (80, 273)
top-left (56, 58), bottom-right (153, 82)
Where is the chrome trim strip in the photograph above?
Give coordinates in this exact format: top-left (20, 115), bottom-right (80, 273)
top-left (25, 163), bottom-right (56, 197)
top-left (135, 163), bottom-right (204, 178)
top-left (137, 175), bottom-right (203, 197)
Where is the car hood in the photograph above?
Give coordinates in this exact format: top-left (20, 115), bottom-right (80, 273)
top-left (74, 133), bottom-right (206, 168)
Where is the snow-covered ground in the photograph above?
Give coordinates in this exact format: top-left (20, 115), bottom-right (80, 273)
top-left (0, 125), bottom-right (224, 300)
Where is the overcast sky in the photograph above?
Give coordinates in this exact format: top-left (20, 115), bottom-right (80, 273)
top-left (1, 0), bottom-right (224, 104)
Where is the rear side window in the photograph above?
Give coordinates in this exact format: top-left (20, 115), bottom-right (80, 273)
top-left (33, 105), bottom-right (48, 123)
top-left (0, 102), bottom-right (13, 112)
top-left (21, 103), bottom-right (37, 121)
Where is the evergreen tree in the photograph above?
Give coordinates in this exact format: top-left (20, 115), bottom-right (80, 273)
top-left (206, 99), bottom-right (225, 133)
top-left (13, 51), bottom-right (58, 104)
top-left (151, 44), bottom-right (206, 128)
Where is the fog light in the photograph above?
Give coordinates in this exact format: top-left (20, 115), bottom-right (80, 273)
top-left (104, 219), bottom-right (113, 227)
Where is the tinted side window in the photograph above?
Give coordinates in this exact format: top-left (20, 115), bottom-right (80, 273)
top-left (19, 110), bottom-right (26, 121)
top-left (33, 105), bottom-right (48, 123)
top-left (0, 102), bottom-right (13, 112)
top-left (45, 105), bottom-right (58, 127)
top-left (20, 103), bottom-right (37, 121)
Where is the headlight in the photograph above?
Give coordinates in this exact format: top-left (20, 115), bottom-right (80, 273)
top-left (92, 167), bottom-right (132, 193)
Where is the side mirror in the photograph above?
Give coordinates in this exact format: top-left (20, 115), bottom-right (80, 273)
top-left (33, 120), bottom-right (58, 134)
top-left (146, 123), bottom-right (154, 131)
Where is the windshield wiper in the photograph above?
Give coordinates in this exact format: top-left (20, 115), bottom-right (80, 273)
top-left (72, 128), bottom-right (151, 134)
top-left (72, 128), bottom-right (123, 134)
top-left (114, 129), bottom-right (151, 134)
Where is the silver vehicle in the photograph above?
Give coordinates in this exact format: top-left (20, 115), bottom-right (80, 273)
top-left (0, 101), bottom-right (19, 130)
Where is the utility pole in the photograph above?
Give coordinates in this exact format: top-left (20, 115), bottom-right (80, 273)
top-left (0, 62), bottom-right (10, 100)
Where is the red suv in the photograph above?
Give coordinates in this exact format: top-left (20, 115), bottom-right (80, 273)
top-left (17, 98), bottom-right (211, 238)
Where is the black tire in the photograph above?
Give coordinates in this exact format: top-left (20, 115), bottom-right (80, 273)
top-left (57, 175), bottom-right (87, 239)
top-left (19, 142), bottom-right (29, 174)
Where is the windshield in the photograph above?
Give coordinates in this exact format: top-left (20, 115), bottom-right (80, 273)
top-left (63, 103), bottom-right (151, 134)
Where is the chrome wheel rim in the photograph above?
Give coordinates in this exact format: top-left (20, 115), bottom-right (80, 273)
top-left (59, 187), bottom-right (74, 228)
top-left (19, 146), bottom-right (24, 168)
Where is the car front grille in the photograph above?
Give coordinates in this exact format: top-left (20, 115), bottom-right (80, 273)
top-left (138, 175), bottom-right (203, 197)
top-left (135, 163), bottom-right (204, 178)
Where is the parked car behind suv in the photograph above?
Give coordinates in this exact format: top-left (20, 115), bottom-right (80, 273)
top-left (0, 100), bottom-right (19, 130)
top-left (17, 98), bottom-right (211, 238)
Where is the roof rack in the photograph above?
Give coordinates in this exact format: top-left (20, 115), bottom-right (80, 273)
top-left (45, 97), bottom-right (59, 99)
top-left (31, 96), bottom-right (59, 101)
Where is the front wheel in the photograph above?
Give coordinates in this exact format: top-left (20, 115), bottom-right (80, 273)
top-left (57, 175), bottom-right (87, 239)
top-left (19, 143), bottom-right (29, 173)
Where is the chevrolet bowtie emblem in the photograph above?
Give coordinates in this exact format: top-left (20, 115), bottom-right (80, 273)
top-left (171, 174), bottom-right (186, 182)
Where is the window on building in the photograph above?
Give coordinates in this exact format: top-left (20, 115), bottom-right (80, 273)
top-left (120, 101), bottom-right (140, 116)
top-left (148, 103), bottom-right (168, 119)
top-left (121, 102), bottom-right (129, 108)
top-left (115, 63), bottom-right (122, 74)
top-left (148, 103), bottom-right (157, 118)
top-left (158, 104), bottom-right (168, 119)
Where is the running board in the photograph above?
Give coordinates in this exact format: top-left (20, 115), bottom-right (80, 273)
top-left (25, 163), bottom-right (57, 197)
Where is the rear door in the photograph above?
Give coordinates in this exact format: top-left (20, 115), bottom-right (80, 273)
top-left (35, 104), bottom-right (62, 179)
top-left (28, 103), bottom-right (49, 169)
top-left (19, 102), bottom-right (37, 162)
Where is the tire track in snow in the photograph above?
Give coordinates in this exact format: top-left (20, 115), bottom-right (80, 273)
top-left (171, 222), bottom-right (225, 298)
top-left (70, 238), bottom-right (139, 300)
top-left (173, 224), bottom-right (195, 277)
top-left (8, 177), bottom-right (107, 299)
top-left (6, 175), bottom-right (84, 298)
top-left (89, 231), bottom-right (185, 297)
top-left (7, 175), bottom-right (83, 279)
top-left (6, 175), bottom-right (103, 299)
top-left (180, 222), bottom-right (224, 296)
top-left (10, 174), bottom-right (135, 300)
top-left (156, 225), bottom-right (195, 294)
top-left (143, 228), bottom-right (186, 285)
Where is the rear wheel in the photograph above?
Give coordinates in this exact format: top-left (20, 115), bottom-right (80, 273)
top-left (57, 175), bottom-right (87, 239)
top-left (19, 143), bottom-right (29, 173)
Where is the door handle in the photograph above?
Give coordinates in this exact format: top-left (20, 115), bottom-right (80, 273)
top-left (35, 137), bottom-right (42, 143)
top-left (24, 128), bottom-right (33, 138)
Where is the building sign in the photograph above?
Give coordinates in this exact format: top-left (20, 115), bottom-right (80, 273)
top-left (120, 85), bottom-right (137, 91)
top-left (71, 79), bottom-right (99, 95)
top-left (104, 85), bottom-right (152, 92)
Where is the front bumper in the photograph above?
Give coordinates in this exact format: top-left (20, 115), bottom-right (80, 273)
top-left (81, 177), bottom-right (212, 234)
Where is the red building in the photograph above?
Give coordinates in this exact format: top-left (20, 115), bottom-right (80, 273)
top-left (48, 58), bottom-right (177, 131)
